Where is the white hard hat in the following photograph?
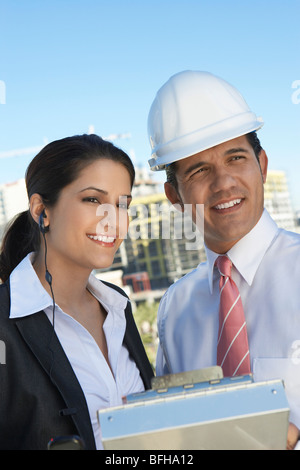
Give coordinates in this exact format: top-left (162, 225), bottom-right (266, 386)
top-left (147, 71), bottom-right (264, 171)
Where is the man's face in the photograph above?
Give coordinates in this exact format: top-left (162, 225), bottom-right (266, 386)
top-left (165, 135), bottom-right (268, 254)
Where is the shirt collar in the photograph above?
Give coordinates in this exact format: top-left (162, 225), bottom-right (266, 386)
top-left (87, 274), bottom-right (128, 313)
top-left (9, 252), bottom-right (128, 319)
top-left (9, 253), bottom-right (54, 318)
top-left (205, 209), bottom-right (279, 294)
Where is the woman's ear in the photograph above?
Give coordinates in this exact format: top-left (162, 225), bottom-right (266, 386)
top-left (29, 194), bottom-right (49, 229)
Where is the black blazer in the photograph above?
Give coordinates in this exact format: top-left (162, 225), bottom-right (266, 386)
top-left (0, 279), bottom-right (154, 450)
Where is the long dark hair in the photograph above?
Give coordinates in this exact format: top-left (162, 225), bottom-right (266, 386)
top-left (0, 134), bottom-right (135, 282)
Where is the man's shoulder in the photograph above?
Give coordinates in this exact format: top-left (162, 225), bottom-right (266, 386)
top-left (163, 261), bottom-right (209, 301)
top-left (175, 261), bottom-right (207, 283)
top-left (276, 227), bottom-right (300, 249)
top-left (260, 226), bottom-right (300, 277)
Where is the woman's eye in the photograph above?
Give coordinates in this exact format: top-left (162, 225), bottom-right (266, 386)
top-left (83, 197), bottom-right (99, 203)
top-left (118, 203), bottom-right (129, 210)
top-left (118, 196), bottom-right (131, 210)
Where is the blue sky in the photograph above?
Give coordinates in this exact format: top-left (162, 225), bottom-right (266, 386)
top-left (1, 0), bottom-right (300, 208)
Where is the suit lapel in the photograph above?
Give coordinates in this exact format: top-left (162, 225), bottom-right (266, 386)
top-left (15, 312), bottom-right (96, 450)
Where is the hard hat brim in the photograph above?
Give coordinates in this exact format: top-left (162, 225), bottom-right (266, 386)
top-left (148, 113), bottom-right (264, 171)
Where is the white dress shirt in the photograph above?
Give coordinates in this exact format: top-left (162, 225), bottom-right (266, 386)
top-left (156, 209), bottom-right (300, 427)
top-left (9, 253), bottom-right (144, 450)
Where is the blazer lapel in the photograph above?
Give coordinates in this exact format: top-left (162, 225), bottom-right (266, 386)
top-left (123, 301), bottom-right (154, 390)
top-left (15, 312), bottom-right (96, 450)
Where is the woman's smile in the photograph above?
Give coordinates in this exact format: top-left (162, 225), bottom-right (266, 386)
top-left (87, 233), bottom-right (116, 247)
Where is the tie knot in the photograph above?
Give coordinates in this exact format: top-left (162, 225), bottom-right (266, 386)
top-left (216, 255), bottom-right (232, 278)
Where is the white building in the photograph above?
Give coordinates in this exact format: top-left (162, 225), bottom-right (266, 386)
top-left (132, 166), bottom-right (163, 198)
top-left (0, 178), bottom-right (28, 236)
top-left (264, 170), bottom-right (297, 231)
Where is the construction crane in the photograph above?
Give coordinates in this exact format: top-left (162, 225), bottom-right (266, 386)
top-left (0, 143), bottom-right (47, 160)
top-left (0, 127), bottom-right (131, 160)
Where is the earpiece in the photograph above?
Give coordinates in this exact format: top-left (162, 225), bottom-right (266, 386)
top-left (39, 210), bottom-right (49, 234)
top-left (38, 209), bottom-right (52, 287)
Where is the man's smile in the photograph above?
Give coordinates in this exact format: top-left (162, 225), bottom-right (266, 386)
top-left (213, 198), bottom-right (243, 211)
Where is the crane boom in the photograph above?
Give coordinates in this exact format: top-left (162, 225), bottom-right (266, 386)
top-left (0, 130), bottom-right (131, 159)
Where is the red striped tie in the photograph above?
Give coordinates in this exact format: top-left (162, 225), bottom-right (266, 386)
top-left (216, 255), bottom-right (251, 377)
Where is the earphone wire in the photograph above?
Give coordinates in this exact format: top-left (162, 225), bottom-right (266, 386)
top-left (41, 229), bottom-right (56, 379)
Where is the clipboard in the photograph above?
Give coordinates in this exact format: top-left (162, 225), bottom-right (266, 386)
top-left (98, 367), bottom-right (290, 450)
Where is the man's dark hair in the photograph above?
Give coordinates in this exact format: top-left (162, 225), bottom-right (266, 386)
top-left (166, 131), bottom-right (263, 190)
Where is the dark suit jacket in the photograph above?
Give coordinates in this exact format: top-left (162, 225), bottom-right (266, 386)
top-left (0, 279), bottom-right (154, 450)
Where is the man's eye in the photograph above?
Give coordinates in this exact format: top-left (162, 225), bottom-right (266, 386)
top-left (231, 156), bottom-right (244, 161)
top-left (191, 167), bottom-right (207, 177)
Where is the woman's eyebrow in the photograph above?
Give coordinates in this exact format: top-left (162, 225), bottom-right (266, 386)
top-left (79, 186), bottom-right (108, 195)
top-left (79, 186), bottom-right (132, 199)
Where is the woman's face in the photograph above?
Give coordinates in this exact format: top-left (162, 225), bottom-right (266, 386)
top-left (44, 159), bottom-right (132, 271)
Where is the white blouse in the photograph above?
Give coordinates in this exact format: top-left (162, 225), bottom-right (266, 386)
top-left (9, 253), bottom-right (145, 449)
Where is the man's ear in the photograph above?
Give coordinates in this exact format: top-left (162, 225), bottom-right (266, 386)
top-left (164, 182), bottom-right (184, 212)
top-left (258, 149), bottom-right (268, 183)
